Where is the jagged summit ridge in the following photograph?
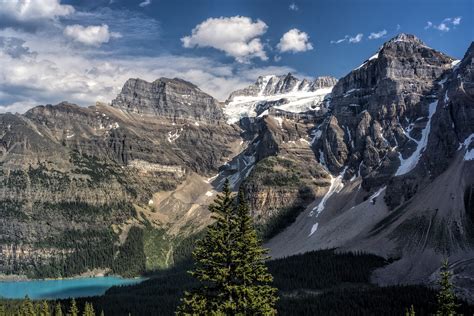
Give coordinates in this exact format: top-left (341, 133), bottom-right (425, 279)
top-left (386, 33), bottom-right (426, 45)
top-left (224, 73), bottom-right (337, 124)
top-left (111, 77), bottom-right (224, 122)
top-left (228, 73), bottom-right (337, 100)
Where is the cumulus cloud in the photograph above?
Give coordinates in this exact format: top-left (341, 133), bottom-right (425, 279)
top-left (277, 28), bottom-right (313, 53)
top-left (0, 34), bottom-right (297, 113)
top-left (289, 3), bottom-right (298, 11)
top-left (64, 24), bottom-right (121, 46)
top-left (368, 29), bottom-right (387, 40)
top-left (181, 16), bottom-right (268, 63)
top-left (139, 0), bottom-right (151, 7)
top-left (425, 17), bottom-right (462, 32)
top-left (0, 0), bottom-right (74, 29)
top-left (349, 33), bottom-right (363, 43)
top-left (331, 33), bottom-right (363, 44)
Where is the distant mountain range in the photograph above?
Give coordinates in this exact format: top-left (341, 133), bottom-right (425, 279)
top-left (1, 33), bottom-right (473, 302)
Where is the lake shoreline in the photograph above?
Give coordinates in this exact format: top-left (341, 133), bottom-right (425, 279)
top-left (0, 275), bottom-right (146, 300)
top-left (0, 268), bottom-right (142, 283)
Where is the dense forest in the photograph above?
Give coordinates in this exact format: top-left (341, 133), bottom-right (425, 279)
top-left (3, 250), bottom-right (470, 315)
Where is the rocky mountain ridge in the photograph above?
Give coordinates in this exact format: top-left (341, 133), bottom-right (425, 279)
top-left (224, 73), bottom-right (337, 124)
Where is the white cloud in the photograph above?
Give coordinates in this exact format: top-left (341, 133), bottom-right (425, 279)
top-left (396, 24), bottom-right (401, 31)
top-left (425, 16), bottom-right (461, 32)
top-left (0, 0), bottom-right (74, 24)
top-left (289, 3), bottom-right (298, 11)
top-left (139, 0), bottom-right (151, 7)
top-left (368, 29), bottom-right (387, 40)
top-left (277, 28), bottom-right (313, 53)
top-left (64, 24), bottom-right (121, 46)
top-left (331, 33), bottom-right (363, 44)
top-left (452, 17), bottom-right (461, 25)
top-left (436, 23), bottom-right (450, 32)
top-left (330, 36), bottom-right (348, 44)
top-left (181, 16), bottom-right (268, 63)
top-left (0, 34), bottom-right (297, 113)
top-left (349, 33), bottom-right (363, 43)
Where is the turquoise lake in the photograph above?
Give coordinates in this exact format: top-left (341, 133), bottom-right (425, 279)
top-left (0, 276), bottom-right (145, 299)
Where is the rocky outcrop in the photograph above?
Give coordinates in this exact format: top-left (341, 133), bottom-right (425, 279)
top-left (316, 33), bottom-right (454, 186)
top-left (111, 78), bottom-right (224, 122)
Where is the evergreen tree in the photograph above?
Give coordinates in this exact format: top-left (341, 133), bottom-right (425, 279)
top-left (40, 301), bottom-right (51, 316)
top-left (436, 259), bottom-right (459, 316)
top-left (99, 310), bottom-right (105, 316)
top-left (231, 189), bottom-right (278, 314)
top-left (177, 181), bottom-right (278, 315)
top-left (54, 303), bottom-right (63, 316)
top-left (405, 304), bottom-right (415, 316)
top-left (0, 304), bottom-right (5, 316)
top-left (82, 303), bottom-right (95, 316)
top-left (68, 299), bottom-right (79, 316)
top-left (20, 296), bottom-right (36, 316)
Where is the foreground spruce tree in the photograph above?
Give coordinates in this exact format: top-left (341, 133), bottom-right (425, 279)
top-left (436, 260), bottom-right (459, 316)
top-left (54, 303), bottom-right (63, 316)
top-left (177, 180), bottom-right (278, 315)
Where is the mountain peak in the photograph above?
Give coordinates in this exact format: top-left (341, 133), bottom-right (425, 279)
top-left (385, 33), bottom-right (426, 46)
top-left (111, 77), bottom-right (223, 121)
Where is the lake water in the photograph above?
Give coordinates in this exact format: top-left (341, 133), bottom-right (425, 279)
top-left (0, 276), bottom-right (145, 299)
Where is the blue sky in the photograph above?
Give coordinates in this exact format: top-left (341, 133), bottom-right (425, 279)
top-left (0, 0), bottom-right (472, 112)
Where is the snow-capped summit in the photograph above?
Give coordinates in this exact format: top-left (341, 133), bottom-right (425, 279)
top-left (224, 73), bottom-right (337, 124)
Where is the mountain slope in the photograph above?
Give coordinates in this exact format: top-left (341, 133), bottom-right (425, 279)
top-left (265, 35), bottom-right (474, 302)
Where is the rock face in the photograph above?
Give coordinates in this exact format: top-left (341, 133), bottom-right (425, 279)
top-left (315, 33), bottom-right (454, 184)
top-left (111, 78), bottom-right (224, 122)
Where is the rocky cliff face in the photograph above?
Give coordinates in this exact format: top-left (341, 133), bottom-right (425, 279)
top-left (111, 78), bottom-right (224, 122)
top-left (315, 33), bottom-right (454, 185)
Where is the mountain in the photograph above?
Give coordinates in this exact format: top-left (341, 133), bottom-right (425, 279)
top-left (0, 80), bottom-right (242, 276)
top-left (265, 34), bottom-right (474, 301)
top-left (111, 77), bottom-right (224, 122)
top-left (1, 34), bottom-right (473, 302)
top-left (224, 73), bottom-right (337, 123)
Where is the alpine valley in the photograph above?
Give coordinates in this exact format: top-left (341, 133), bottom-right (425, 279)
top-left (1, 33), bottom-right (474, 306)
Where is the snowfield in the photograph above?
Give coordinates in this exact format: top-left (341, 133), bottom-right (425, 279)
top-left (224, 80), bottom-right (333, 124)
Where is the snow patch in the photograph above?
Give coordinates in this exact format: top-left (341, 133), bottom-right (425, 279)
top-left (354, 52), bottom-right (379, 70)
top-left (460, 134), bottom-right (474, 161)
top-left (205, 191), bottom-right (213, 197)
top-left (167, 128), bottom-right (183, 143)
top-left (225, 87), bottom-right (333, 124)
top-left (395, 101), bottom-right (438, 176)
top-left (311, 129), bottom-right (322, 145)
top-left (308, 223), bottom-right (319, 237)
top-left (309, 167), bottom-right (346, 217)
top-left (369, 186), bottom-right (386, 205)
